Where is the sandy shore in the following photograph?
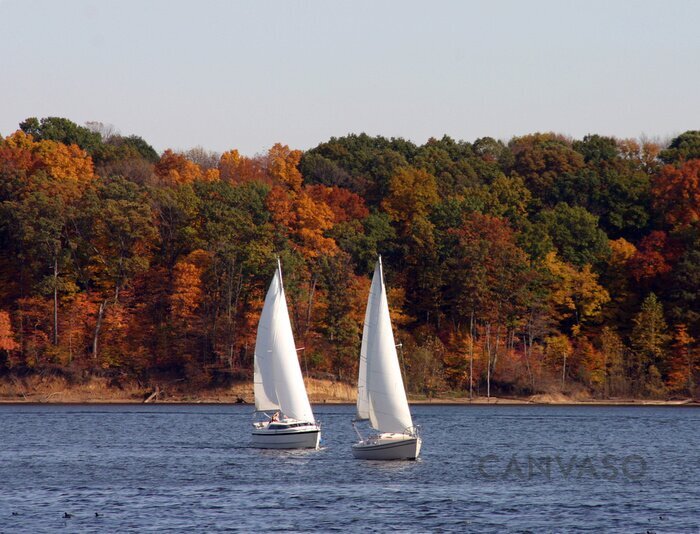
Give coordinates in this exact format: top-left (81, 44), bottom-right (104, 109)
top-left (0, 376), bottom-right (696, 406)
top-left (1, 397), bottom-right (695, 406)
top-left (409, 396), bottom-right (698, 406)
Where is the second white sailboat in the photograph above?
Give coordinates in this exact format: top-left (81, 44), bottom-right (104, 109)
top-left (352, 257), bottom-right (421, 460)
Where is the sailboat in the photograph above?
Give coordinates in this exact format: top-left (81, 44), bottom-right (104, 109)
top-left (352, 257), bottom-right (421, 460)
top-left (251, 260), bottom-right (320, 449)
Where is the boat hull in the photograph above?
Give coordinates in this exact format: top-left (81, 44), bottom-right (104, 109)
top-left (251, 427), bottom-right (321, 449)
top-left (352, 434), bottom-right (421, 460)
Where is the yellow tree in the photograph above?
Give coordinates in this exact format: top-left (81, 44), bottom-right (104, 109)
top-left (381, 167), bottom-right (439, 227)
top-left (294, 192), bottom-right (338, 257)
top-left (609, 237), bottom-right (636, 266)
top-left (545, 334), bottom-right (573, 389)
top-left (630, 293), bottom-right (670, 397)
top-left (544, 251), bottom-right (610, 332)
top-left (34, 139), bottom-right (95, 195)
top-left (2, 132), bottom-right (95, 203)
top-left (267, 143), bottom-right (303, 191)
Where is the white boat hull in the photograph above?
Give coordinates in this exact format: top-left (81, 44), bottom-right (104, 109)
top-left (251, 425), bottom-right (321, 449)
top-left (352, 433), bottom-right (421, 460)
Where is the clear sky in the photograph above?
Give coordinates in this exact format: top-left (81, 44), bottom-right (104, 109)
top-left (1, 0), bottom-right (698, 155)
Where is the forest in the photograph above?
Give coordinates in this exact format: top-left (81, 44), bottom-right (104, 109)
top-left (0, 117), bottom-right (698, 400)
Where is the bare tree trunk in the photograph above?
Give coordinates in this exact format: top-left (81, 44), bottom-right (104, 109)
top-left (18, 264), bottom-right (25, 361)
top-left (506, 328), bottom-right (513, 352)
top-left (68, 314), bottom-right (73, 364)
top-left (522, 333), bottom-right (533, 391)
top-left (226, 260), bottom-right (234, 321)
top-left (225, 258), bottom-right (234, 368)
top-left (603, 349), bottom-right (608, 398)
top-left (231, 269), bottom-right (243, 367)
top-left (485, 323), bottom-right (491, 399)
top-left (93, 300), bottom-right (106, 360)
top-left (522, 312), bottom-right (540, 392)
top-left (469, 310), bottom-right (474, 400)
top-left (144, 386), bottom-right (160, 403)
top-left (493, 325), bottom-right (502, 376)
top-left (562, 353), bottom-right (567, 390)
top-left (687, 349), bottom-right (695, 395)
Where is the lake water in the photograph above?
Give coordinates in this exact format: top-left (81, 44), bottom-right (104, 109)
top-left (0, 404), bottom-right (698, 532)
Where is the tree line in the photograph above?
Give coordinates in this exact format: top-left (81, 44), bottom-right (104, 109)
top-left (0, 117), bottom-right (698, 399)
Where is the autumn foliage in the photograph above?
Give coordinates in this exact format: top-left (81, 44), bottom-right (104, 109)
top-left (1, 119), bottom-right (699, 399)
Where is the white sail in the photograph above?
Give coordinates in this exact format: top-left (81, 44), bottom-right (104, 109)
top-left (364, 259), bottom-right (413, 434)
top-left (253, 264), bottom-right (315, 423)
top-left (253, 269), bottom-right (280, 412)
top-left (355, 269), bottom-right (374, 421)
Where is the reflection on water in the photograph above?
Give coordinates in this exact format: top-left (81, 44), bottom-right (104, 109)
top-left (0, 404), bottom-right (698, 532)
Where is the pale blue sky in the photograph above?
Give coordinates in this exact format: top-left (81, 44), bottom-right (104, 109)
top-left (1, 0), bottom-right (698, 155)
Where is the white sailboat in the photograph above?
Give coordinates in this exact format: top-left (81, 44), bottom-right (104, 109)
top-left (251, 260), bottom-right (320, 449)
top-left (352, 257), bottom-right (421, 460)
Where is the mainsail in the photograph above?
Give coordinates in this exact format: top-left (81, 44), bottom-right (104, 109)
top-left (253, 262), bottom-right (315, 423)
top-left (356, 258), bottom-right (413, 434)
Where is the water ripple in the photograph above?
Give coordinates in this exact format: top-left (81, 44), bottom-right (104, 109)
top-left (0, 404), bottom-right (698, 532)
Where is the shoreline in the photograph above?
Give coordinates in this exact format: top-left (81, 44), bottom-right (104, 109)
top-left (1, 376), bottom-right (696, 406)
top-left (0, 396), bottom-right (697, 407)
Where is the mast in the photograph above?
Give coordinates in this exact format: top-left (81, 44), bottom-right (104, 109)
top-left (277, 256), bottom-right (283, 290)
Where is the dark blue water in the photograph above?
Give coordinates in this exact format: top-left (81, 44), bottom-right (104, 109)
top-left (0, 404), bottom-right (698, 533)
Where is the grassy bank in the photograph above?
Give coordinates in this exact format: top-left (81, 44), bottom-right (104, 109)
top-left (0, 375), bottom-right (696, 405)
top-left (0, 375), bottom-right (356, 404)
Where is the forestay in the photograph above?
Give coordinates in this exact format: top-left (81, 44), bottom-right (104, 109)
top-left (253, 264), bottom-right (315, 423)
